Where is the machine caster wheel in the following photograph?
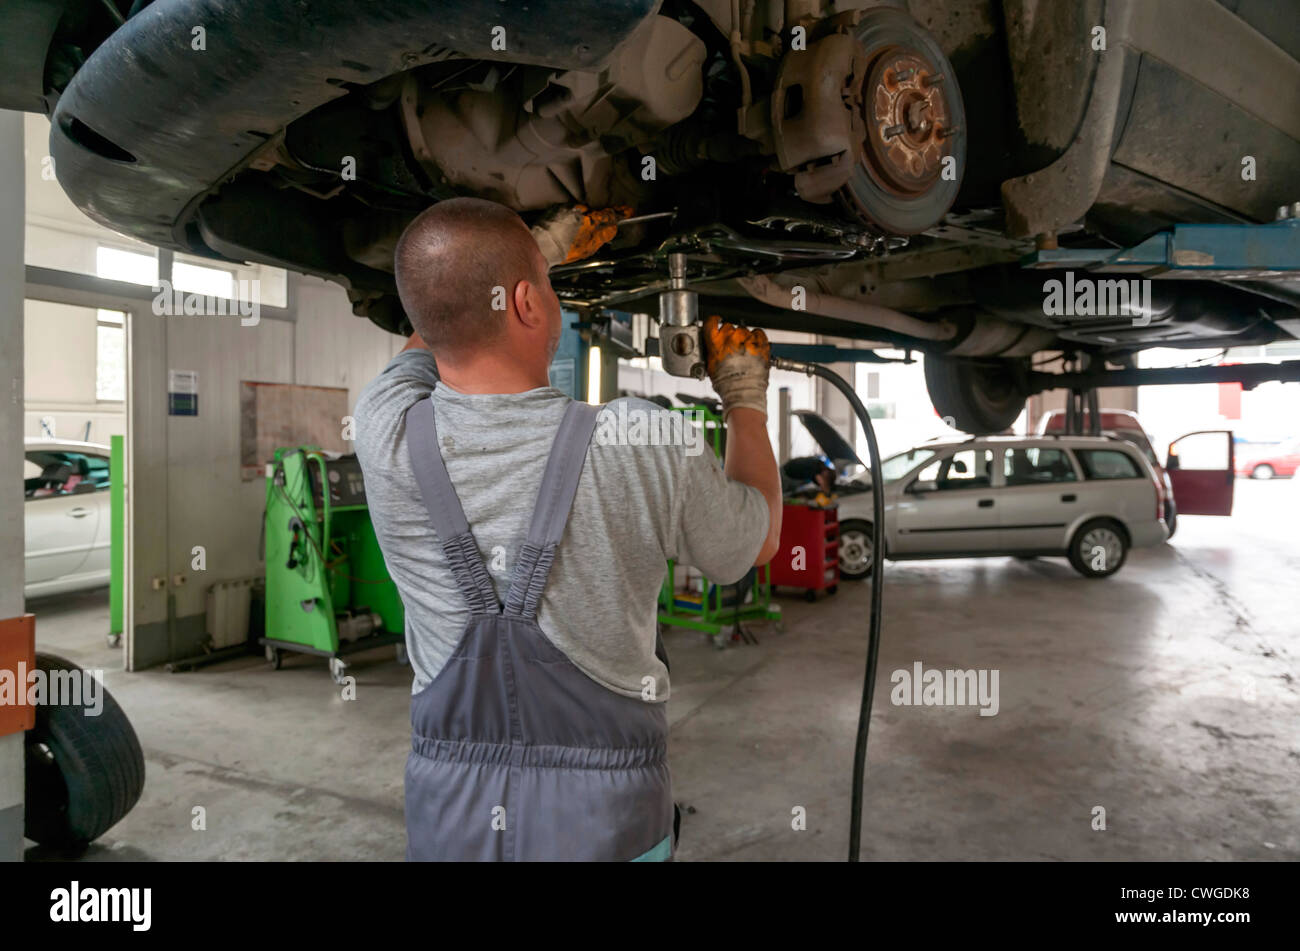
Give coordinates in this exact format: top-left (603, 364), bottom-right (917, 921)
top-left (804, 589), bottom-right (817, 603)
top-left (395, 643), bottom-right (409, 666)
top-left (265, 645), bottom-right (282, 670)
top-left (106, 633), bottom-right (121, 649)
top-left (827, 584), bottom-right (838, 595)
top-left (329, 657), bottom-right (349, 685)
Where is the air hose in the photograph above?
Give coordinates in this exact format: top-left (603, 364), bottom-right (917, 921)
top-left (771, 358), bottom-right (885, 863)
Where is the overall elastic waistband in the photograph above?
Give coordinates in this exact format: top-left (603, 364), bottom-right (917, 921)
top-left (410, 736), bottom-right (668, 770)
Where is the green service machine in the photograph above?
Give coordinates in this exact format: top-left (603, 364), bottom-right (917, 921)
top-left (656, 404), bottom-right (782, 644)
top-left (261, 447), bottom-right (405, 683)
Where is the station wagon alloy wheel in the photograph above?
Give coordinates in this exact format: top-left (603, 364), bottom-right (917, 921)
top-left (839, 521), bottom-right (874, 581)
top-left (1069, 521), bottom-right (1129, 579)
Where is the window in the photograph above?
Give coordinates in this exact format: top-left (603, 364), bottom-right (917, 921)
top-left (1075, 449), bottom-right (1141, 480)
top-left (1109, 429), bottom-right (1158, 468)
top-left (24, 451), bottom-right (109, 499)
top-left (1004, 448), bottom-right (1077, 486)
top-left (96, 309), bottom-right (125, 401)
top-left (917, 448), bottom-right (992, 490)
top-left (880, 447), bottom-right (938, 482)
top-left (96, 246), bottom-right (157, 285)
top-left (173, 260), bottom-right (235, 298)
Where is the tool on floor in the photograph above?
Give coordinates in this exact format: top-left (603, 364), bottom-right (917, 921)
top-left (655, 253), bottom-right (886, 862)
top-left (260, 447), bottom-right (406, 683)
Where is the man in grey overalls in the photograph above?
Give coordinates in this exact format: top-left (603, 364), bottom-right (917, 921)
top-left (354, 198), bottom-right (782, 861)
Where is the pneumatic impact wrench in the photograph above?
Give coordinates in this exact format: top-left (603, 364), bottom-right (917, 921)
top-left (655, 252), bottom-right (887, 862)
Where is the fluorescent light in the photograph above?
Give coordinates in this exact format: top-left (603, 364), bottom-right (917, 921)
top-left (587, 346), bottom-right (602, 404)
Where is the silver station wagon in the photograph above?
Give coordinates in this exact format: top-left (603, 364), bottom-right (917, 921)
top-left (833, 435), bottom-right (1169, 580)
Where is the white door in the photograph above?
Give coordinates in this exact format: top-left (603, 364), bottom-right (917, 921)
top-left (23, 449), bottom-right (106, 589)
top-left (893, 448), bottom-right (999, 554)
top-left (996, 446), bottom-right (1082, 552)
top-left (24, 492), bottom-right (99, 586)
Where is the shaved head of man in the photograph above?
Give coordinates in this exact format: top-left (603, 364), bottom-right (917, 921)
top-left (394, 197), bottom-right (552, 363)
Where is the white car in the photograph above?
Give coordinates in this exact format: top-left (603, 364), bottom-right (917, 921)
top-left (833, 435), bottom-right (1168, 580)
top-left (24, 438), bottom-right (113, 598)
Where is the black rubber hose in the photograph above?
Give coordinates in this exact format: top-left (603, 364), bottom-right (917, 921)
top-left (803, 363), bottom-right (885, 862)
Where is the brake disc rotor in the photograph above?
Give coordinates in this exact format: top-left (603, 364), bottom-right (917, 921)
top-left (861, 48), bottom-right (954, 197)
top-left (835, 7), bottom-right (967, 235)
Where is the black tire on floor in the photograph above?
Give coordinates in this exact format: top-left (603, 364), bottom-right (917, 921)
top-left (24, 652), bottom-right (145, 850)
top-left (1164, 505), bottom-right (1177, 540)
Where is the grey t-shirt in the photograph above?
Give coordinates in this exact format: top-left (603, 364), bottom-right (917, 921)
top-left (352, 350), bottom-right (769, 701)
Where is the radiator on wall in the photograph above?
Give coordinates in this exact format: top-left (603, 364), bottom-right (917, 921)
top-left (205, 579), bottom-right (257, 650)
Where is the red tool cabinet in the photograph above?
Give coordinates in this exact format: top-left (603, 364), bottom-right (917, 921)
top-left (769, 502), bottom-right (839, 600)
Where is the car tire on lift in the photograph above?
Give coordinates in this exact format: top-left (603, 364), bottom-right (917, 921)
top-left (24, 652), bottom-right (145, 851)
top-left (923, 355), bottom-right (1029, 435)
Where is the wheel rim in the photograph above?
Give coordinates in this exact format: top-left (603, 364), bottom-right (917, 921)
top-left (840, 529), bottom-right (874, 574)
top-left (1255, 465), bottom-right (1274, 480)
top-left (1079, 527), bottom-right (1122, 571)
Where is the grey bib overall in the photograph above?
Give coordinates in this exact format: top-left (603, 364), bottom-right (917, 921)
top-left (403, 396), bottom-right (673, 861)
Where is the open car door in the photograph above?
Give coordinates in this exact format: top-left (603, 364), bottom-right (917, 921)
top-left (1166, 430), bottom-right (1235, 516)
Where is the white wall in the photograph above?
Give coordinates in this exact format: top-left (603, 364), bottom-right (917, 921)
top-left (23, 299), bottom-right (125, 443)
top-left (146, 277), bottom-right (404, 631)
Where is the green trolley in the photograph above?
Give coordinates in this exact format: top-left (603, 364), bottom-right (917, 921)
top-left (261, 447), bottom-right (405, 683)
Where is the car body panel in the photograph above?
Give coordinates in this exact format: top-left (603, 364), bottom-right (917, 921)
top-left (1165, 430), bottom-right (1235, 516)
top-left (837, 435), bottom-right (1167, 567)
top-left (24, 439), bottom-right (113, 598)
top-left (1039, 407), bottom-right (1234, 517)
top-left (4, 0), bottom-right (1298, 353)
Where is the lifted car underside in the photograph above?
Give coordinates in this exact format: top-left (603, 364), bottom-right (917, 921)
top-left (5, 0), bottom-right (1300, 431)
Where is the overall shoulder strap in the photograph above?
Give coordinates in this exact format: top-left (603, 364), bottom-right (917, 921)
top-left (404, 396), bottom-right (500, 614)
top-left (503, 400), bottom-right (601, 620)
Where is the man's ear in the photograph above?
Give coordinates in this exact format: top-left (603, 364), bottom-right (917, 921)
top-left (512, 278), bottom-right (543, 330)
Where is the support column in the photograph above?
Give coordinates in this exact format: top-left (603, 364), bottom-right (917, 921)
top-left (0, 109), bottom-right (28, 860)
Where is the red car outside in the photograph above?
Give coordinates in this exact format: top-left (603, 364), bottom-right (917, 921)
top-left (1235, 437), bottom-right (1300, 479)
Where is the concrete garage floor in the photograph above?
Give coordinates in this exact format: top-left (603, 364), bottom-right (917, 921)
top-left (26, 481), bottom-right (1298, 862)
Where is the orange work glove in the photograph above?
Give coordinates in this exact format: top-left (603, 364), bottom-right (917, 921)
top-left (530, 204), bottom-right (633, 267)
top-left (703, 315), bottom-right (771, 418)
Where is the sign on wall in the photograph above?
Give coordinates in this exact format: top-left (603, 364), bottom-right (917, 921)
top-left (168, 369), bottom-right (199, 416)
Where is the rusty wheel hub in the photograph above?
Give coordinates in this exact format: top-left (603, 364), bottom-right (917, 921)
top-left (861, 47), bottom-right (954, 197)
